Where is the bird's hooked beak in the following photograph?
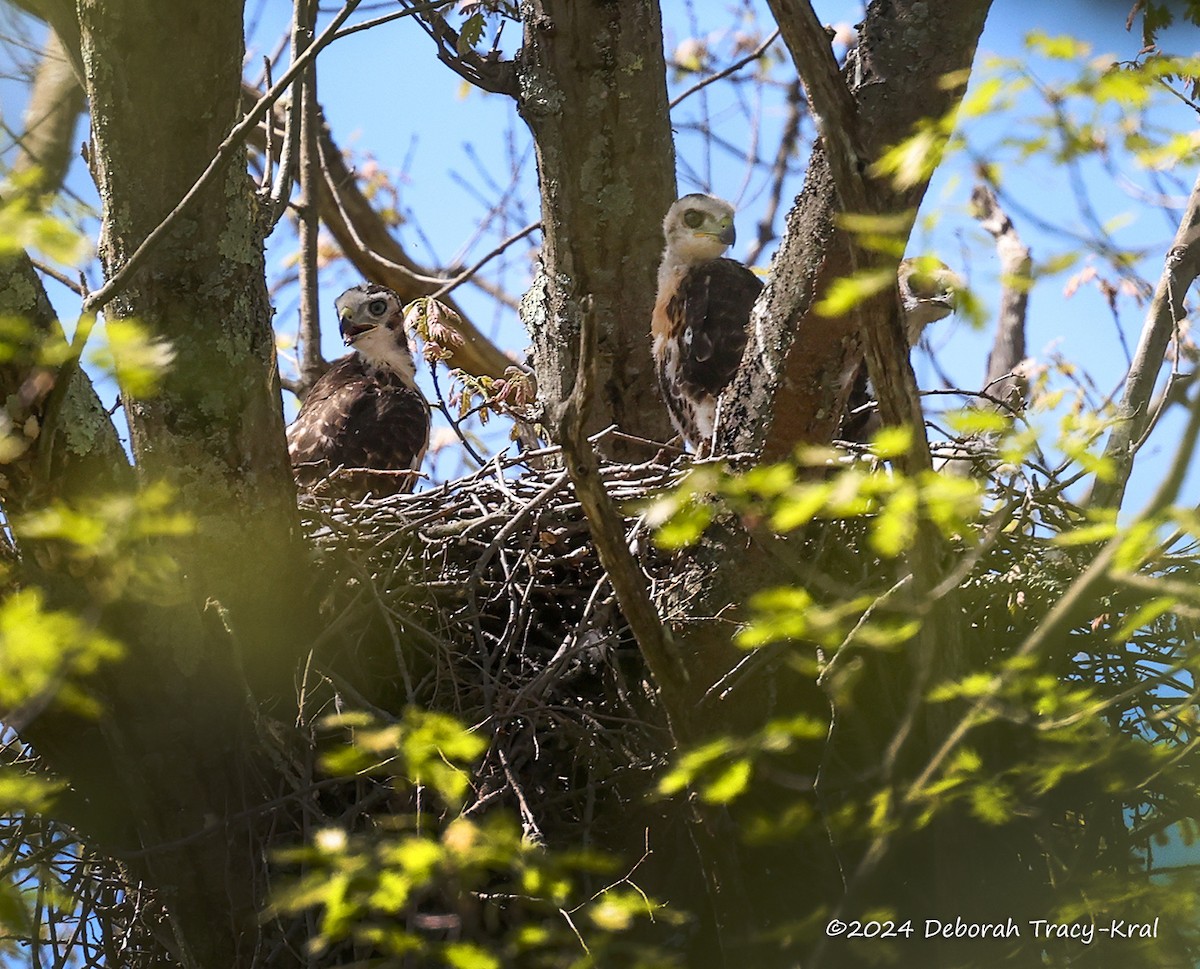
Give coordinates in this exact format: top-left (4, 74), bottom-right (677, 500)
top-left (695, 219), bottom-right (735, 247)
top-left (339, 308), bottom-right (376, 345)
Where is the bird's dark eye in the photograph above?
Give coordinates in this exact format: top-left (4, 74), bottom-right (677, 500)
top-left (367, 298), bottom-right (389, 316)
top-left (683, 209), bottom-right (704, 229)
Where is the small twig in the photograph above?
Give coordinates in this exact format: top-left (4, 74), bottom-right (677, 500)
top-left (29, 258), bottom-right (83, 295)
top-left (429, 363), bottom-right (488, 467)
top-left (333, 0), bottom-right (455, 40)
top-left (669, 28), bottom-right (781, 109)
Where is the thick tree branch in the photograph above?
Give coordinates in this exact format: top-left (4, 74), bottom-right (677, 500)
top-left (0, 254), bottom-right (127, 513)
top-left (768, 0), bottom-right (866, 211)
top-left (971, 182), bottom-right (1030, 410)
top-left (1090, 167), bottom-right (1200, 509)
top-left (751, 0), bottom-right (933, 472)
top-left (718, 0), bottom-right (991, 464)
top-left (551, 298), bottom-right (691, 742)
top-left (515, 0), bottom-right (677, 453)
top-left (551, 301), bottom-right (765, 965)
top-left (9, 29), bottom-right (84, 199)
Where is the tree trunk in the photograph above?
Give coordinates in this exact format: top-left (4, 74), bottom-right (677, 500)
top-left (77, 0), bottom-right (307, 690)
top-left (8, 3), bottom-right (317, 965)
top-left (515, 0), bottom-right (677, 454)
top-left (721, 0), bottom-right (994, 459)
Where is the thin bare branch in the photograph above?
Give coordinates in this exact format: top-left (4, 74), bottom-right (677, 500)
top-left (295, 0), bottom-right (328, 396)
top-left (80, 0), bottom-right (364, 316)
top-left (314, 114), bottom-right (518, 380)
top-left (669, 28), bottom-right (781, 109)
top-left (430, 220), bottom-right (540, 301)
top-left (333, 0), bottom-right (456, 40)
top-left (746, 77), bottom-right (804, 267)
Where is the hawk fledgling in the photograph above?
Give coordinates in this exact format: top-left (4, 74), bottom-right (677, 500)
top-left (841, 258), bottom-right (961, 442)
top-left (898, 257), bottom-right (959, 344)
top-left (652, 194), bottom-right (763, 452)
top-left (287, 283), bottom-right (430, 495)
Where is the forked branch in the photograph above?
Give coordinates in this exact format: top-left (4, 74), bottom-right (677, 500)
top-left (1090, 167), bottom-right (1200, 509)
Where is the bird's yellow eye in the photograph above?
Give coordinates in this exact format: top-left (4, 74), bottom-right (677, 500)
top-left (683, 209), bottom-right (704, 229)
top-left (367, 298), bottom-right (389, 316)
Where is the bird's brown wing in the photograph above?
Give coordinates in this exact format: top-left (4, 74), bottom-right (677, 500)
top-left (287, 355), bottom-right (430, 494)
top-left (677, 257), bottom-right (763, 398)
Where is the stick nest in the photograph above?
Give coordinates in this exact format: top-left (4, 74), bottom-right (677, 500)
top-left (296, 448), bottom-right (689, 843)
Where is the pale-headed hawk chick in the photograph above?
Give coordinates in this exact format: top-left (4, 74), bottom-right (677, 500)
top-left (287, 283), bottom-right (430, 495)
top-left (651, 194), bottom-right (763, 452)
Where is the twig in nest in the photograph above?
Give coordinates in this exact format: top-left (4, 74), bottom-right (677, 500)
top-left (549, 296), bottom-right (692, 744)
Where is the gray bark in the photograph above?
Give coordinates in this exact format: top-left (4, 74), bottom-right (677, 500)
top-left (515, 0), bottom-right (677, 454)
top-left (77, 0), bottom-right (307, 686)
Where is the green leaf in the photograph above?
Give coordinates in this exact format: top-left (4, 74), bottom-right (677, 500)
top-left (701, 758), bottom-right (752, 804)
top-left (870, 481), bottom-right (918, 557)
top-left (769, 483), bottom-right (829, 532)
top-left (814, 268), bottom-right (894, 317)
top-left (871, 425), bottom-right (913, 459)
top-left (0, 589), bottom-right (123, 717)
top-left (457, 13), bottom-right (485, 55)
top-left (1026, 31), bottom-right (1091, 60)
top-left (89, 319), bottom-right (175, 397)
top-left (654, 499), bottom-right (713, 549)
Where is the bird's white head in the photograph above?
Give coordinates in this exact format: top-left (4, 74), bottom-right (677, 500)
top-left (898, 258), bottom-right (961, 344)
top-left (662, 193), bottom-right (737, 266)
top-left (335, 283), bottom-right (416, 379)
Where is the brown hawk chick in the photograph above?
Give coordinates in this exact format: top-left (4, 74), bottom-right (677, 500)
top-left (287, 283), bottom-right (430, 495)
top-left (652, 194), bottom-right (763, 453)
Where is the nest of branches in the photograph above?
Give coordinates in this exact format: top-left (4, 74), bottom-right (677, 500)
top-left (294, 446), bottom-right (689, 845)
top-left (286, 434), bottom-right (1117, 846)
